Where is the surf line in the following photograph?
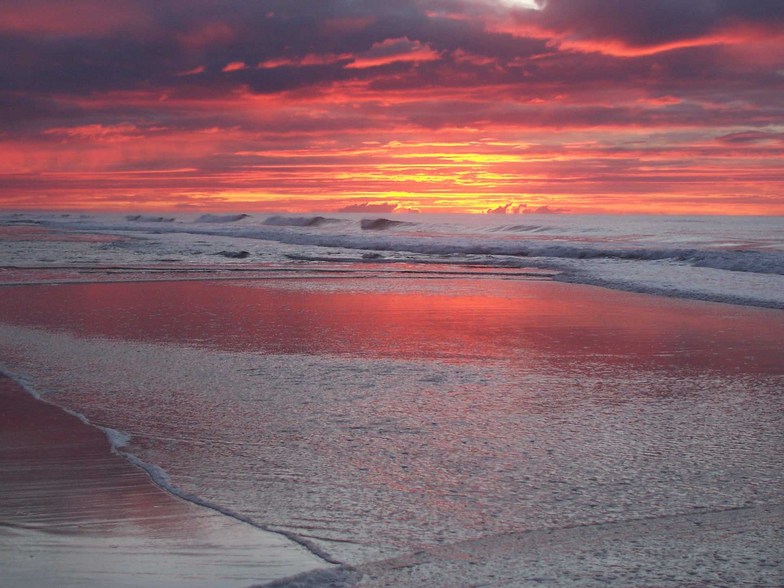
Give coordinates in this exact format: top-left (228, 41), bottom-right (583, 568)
top-left (0, 367), bottom-right (346, 569)
top-left (118, 449), bottom-right (345, 566)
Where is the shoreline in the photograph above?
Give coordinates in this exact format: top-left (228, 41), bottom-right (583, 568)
top-left (0, 374), bottom-right (330, 588)
top-left (2, 218), bottom-right (783, 310)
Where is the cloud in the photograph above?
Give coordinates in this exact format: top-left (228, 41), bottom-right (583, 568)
top-left (258, 53), bottom-right (353, 69)
top-left (345, 37), bottom-right (441, 69)
top-left (486, 202), bottom-right (565, 214)
top-left (522, 205), bottom-right (567, 214)
top-left (0, 0), bottom-right (148, 37)
top-left (337, 201), bottom-right (401, 213)
top-left (0, 0), bottom-right (782, 214)
top-left (486, 203), bottom-right (513, 214)
top-left (528, 0), bottom-right (784, 55)
top-left (222, 61), bottom-right (247, 72)
top-left (42, 123), bottom-right (149, 143)
top-left (716, 131), bottom-right (784, 144)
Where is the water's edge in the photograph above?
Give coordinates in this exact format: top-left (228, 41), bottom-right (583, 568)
top-left (0, 367), bottom-right (348, 572)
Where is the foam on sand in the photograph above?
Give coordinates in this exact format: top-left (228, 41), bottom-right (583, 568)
top-left (0, 372), bottom-right (333, 588)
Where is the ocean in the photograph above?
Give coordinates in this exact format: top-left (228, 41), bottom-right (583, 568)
top-left (1, 211), bottom-right (782, 586)
top-left (2, 211), bottom-right (783, 308)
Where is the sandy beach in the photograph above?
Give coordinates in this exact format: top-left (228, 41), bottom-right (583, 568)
top-left (1, 275), bottom-right (783, 587)
top-left (0, 375), bottom-right (329, 588)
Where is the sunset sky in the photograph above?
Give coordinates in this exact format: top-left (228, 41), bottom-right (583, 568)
top-left (1, 0), bottom-right (783, 214)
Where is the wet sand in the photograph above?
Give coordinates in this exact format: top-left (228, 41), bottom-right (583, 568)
top-left (349, 503), bottom-right (784, 586)
top-left (1, 277), bottom-right (783, 587)
top-left (0, 376), bottom-right (329, 588)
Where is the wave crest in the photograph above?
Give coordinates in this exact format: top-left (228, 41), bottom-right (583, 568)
top-left (195, 214), bottom-right (250, 223)
top-left (263, 216), bottom-right (339, 227)
top-left (125, 214), bottom-right (175, 222)
top-left (360, 218), bottom-right (410, 231)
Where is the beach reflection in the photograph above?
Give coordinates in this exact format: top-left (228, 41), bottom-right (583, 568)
top-left (0, 376), bottom-right (328, 587)
top-left (0, 278), bottom-right (781, 374)
top-left (1, 277), bottom-right (783, 567)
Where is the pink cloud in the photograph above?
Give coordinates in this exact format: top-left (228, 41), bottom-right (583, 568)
top-left (222, 61), bottom-right (247, 72)
top-left (258, 53), bottom-right (353, 69)
top-left (346, 38), bottom-right (441, 69)
top-left (337, 201), bottom-right (400, 213)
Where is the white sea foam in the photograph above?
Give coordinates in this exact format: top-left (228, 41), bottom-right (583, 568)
top-left (98, 425), bottom-right (131, 450)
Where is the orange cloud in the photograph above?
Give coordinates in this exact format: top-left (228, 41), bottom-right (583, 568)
top-left (258, 53), bottom-right (353, 69)
top-left (1, 0), bottom-right (783, 215)
top-left (345, 38), bottom-right (441, 69)
top-left (222, 61), bottom-right (247, 72)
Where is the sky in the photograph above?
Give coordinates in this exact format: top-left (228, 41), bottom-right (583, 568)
top-left (1, 0), bottom-right (783, 215)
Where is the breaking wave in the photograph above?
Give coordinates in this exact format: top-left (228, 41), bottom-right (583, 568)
top-left (489, 224), bottom-right (551, 233)
top-left (360, 218), bottom-right (412, 230)
top-left (263, 215), bottom-right (341, 227)
top-left (194, 213), bottom-right (251, 223)
top-left (125, 214), bottom-right (175, 223)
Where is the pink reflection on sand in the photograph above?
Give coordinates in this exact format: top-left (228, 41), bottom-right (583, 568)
top-left (0, 376), bottom-right (325, 585)
top-left (0, 279), bottom-right (781, 374)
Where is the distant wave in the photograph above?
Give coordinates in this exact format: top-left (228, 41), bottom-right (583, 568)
top-left (5, 212), bottom-right (784, 308)
top-left (263, 215), bottom-right (340, 227)
top-left (216, 250), bottom-right (250, 259)
top-left (541, 247), bottom-right (784, 276)
top-left (125, 214), bottom-right (175, 223)
top-left (29, 213), bottom-right (784, 276)
top-left (360, 218), bottom-right (411, 231)
top-left (490, 224), bottom-right (548, 233)
top-left (270, 237), bottom-right (783, 276)
top-left (194, 213), bottom-right (250, 223)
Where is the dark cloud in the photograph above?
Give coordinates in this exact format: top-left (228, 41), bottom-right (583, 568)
top-left (0, 0), bottom-right (782, 214)
top-left (717, 131), bottom-right (784, 144)
top-left (0, 94), bottom-right (83, 130)
top-left (1, 0), bottom-right (780, 108)
top-left (487, 203), bottom-right (513, 214)
top-left (533, 0), bottom-right (784, 48)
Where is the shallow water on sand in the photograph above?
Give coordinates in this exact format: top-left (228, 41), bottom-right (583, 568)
top-left (1, 277), bottom-right (782, 582)
top-left (0, 378), bottom-right (327, 588)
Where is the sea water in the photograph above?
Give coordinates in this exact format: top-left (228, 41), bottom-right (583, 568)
top-left (0, 212), bottom-right (783, 585)
top-left (1, 211), bottom-right (783, 307)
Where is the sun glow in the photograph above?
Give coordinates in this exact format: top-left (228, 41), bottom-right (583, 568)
top-left (497, 0), bottom-right (541, 9)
